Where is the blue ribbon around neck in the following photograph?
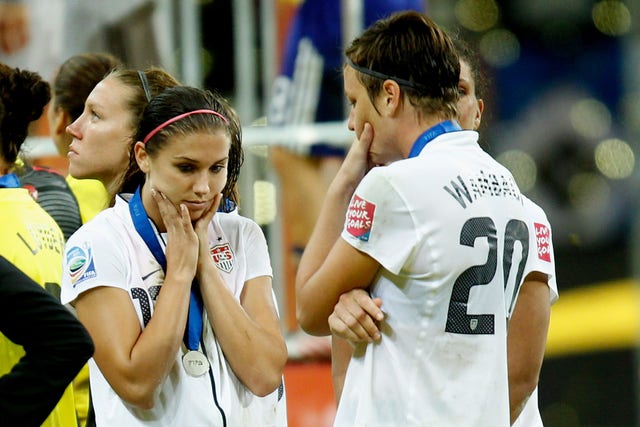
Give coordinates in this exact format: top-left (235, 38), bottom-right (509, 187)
top-left (0, 173), bottom-right (21, 188)
top-left (129, 186), bottom-right (204, 351)
top-left (407, 120), bottom-right (462, 159)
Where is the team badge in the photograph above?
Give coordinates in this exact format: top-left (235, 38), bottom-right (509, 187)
top-left (210, 243), bottom-right (234, 273)
top-left (346, 195), bottom-right (375, 242)
top-left (67, 242), bottom-right (97, 287)
top-left (534, 222), bottom-right (551, 262)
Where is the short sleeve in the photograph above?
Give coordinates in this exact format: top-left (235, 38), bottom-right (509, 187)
top-left (523, 199), bottom-right (558, 304)
top-left (61, 221), bottom-right (129, 305)
top-left (242, 219), bottom-right (273, 281)
top-left (340, 168), bottom-right (418, 275)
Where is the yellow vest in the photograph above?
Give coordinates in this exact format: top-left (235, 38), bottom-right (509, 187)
top-left (0, 188), bottom-right (77, 427)
top-left (66, 175), bottom-right (109, 224)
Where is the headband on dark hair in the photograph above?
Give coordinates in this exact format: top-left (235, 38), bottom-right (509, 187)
top-left (142, 109), bottom-right (229, 144)
top-left (345, 57), bottom-right (429, 94)
top-left (138, 70), bottom-right (152, 102)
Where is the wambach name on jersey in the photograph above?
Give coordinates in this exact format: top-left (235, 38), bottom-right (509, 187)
top-left (443, 169), bottom-right (521, 209)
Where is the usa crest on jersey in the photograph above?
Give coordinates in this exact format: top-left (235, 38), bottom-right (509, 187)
top-left (210, 243), bottom-right (234, 273)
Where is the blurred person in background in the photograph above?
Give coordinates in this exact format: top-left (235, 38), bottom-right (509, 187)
top-left (0, 1), bottom-right (29, 55)
top-left (268, 0), bottom-right (425, 360)
top-left (0, 61), bottom-right (79, 427)
top-left (62, 86), bottom-right (287, 426)
top-left (0, 0), bottom-right (157, 79)
top-left (328, 39), bottom-right (559, 426)
top-left (0, 255), bottom-right (93, 427)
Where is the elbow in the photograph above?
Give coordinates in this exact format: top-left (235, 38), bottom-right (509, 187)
top-left (296, 306), bottom-right (324, 336)
top-left (509, 368), bottom-right (539, 408)
top-left (117, 381), bottom-right (159, 410)
top-left (296, 295), bottom-right (329, 336)
top-left (248, 374), bottom-right (285, 398)
top-left (245, 365), bottom-right (287, 398)
top-left (245, 346), bottom-right (288, 397)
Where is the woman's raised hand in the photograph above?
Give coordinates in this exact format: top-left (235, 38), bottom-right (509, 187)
top-left (151, 188), bottom-right (199, 282)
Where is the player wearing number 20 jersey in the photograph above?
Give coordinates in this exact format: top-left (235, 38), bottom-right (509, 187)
top-left (335, 129), bottom-right (528, 427)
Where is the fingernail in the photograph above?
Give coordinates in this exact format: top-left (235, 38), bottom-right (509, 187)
top-left (373, 332), bottom-right (381, 341)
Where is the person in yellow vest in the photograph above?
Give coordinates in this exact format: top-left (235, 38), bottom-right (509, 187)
top-left (0, 62), bottom-right (83, 426)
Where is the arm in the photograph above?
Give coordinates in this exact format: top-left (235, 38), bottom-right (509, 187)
top-left (331, 336), bottom-right (353, 404)
top-left (74, 189), bottom-right (198, 409)
top-left (296, 124), bottom-right (379, 335)
top-left (0, 256), bottom-right (93, 426)
top-left (508, 271), bottom-right (550, 424)
top-left (199, 269), bottom-right (287, 396)
top-left (194, 196), bottom-right (287, 397)
top-left (329, 288), bottom-right (384, 402)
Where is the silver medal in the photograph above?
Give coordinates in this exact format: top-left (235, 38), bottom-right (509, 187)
top-left (182, 350), bottom-right (210, 377)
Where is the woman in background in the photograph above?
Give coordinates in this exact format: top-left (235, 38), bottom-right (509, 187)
top-left (0, 62), bottom-right (81, 427)
top-left (48, 52), bottom-right (122, 223)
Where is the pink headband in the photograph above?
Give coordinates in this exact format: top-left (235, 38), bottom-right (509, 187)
top-left (142, 109), bottom-right (229, 144)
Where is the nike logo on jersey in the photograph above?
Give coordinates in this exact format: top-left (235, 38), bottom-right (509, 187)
top-left (142, 268), bottom-right (162, 281)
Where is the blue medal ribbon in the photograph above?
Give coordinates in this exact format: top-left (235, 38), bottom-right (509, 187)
top-left (407, 120), bottom-right (462, 159)
top-left (129, 187), bottom-right (204, 351)
top-left (0, 173), bottom-right (21, 188)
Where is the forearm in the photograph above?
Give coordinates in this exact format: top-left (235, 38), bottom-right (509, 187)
top-left (125, 277), bottom-right (192, 400)
top-left (199, 266), bottom-right (287, 396)
top-left (295, 179), bottom-right (358, 334)
top-left (508, 275), bottom-right (550, 423)
top-left (331, 336), bottom-right (354, 403)
top-left (79, 277), bottom-right (191, 409)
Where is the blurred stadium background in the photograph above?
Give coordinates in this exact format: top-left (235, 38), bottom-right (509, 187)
top-left (19, 0), bottom-right (640, 425)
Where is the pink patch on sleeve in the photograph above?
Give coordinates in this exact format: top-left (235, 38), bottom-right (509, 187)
top-left (346, 195), bottom-right (376, 241)
top-left (534, 222), bottom-right (551, 262)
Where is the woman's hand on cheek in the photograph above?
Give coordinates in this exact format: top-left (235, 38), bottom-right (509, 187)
top-left (151, 188), bottom-right (198, 281)
top-left (194, 192), bottom-right (223, 265)
top-left (337, 122), bottom-right (375, 189)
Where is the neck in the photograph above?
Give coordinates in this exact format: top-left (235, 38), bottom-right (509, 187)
top-left (103, 170), bottom-right (126, 201)
top-left (140, 184), bottom-right (167, 232)
top-left (140, 184), bottom-right (167, 233)
top-left (400, 115), bottom-right (455, 158)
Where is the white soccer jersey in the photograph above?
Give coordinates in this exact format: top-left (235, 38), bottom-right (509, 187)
top-left (61, 195), bottom-right (286, 427)
top-left (512, 196), bottom-right (558, 427)
top-left (335, 130), bottom-right (527, 427)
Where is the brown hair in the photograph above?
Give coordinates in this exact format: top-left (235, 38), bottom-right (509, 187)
top-left (345, 10), bottom-right (460, 120)
top-left (122, 86), bottom-right (243, 210)
top-left (0, 63), bottom-right (50, 165)
top-left (107, 67), bottom-right (181, 194)
top-left (52, 52), bottom-right (122, 121)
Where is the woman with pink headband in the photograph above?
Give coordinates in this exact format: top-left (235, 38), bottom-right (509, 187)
top-left (60, 86), bottom-right (287, 426)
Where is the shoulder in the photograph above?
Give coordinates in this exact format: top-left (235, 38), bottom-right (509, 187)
top-left (216, 211), bottom-right (261, 230)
